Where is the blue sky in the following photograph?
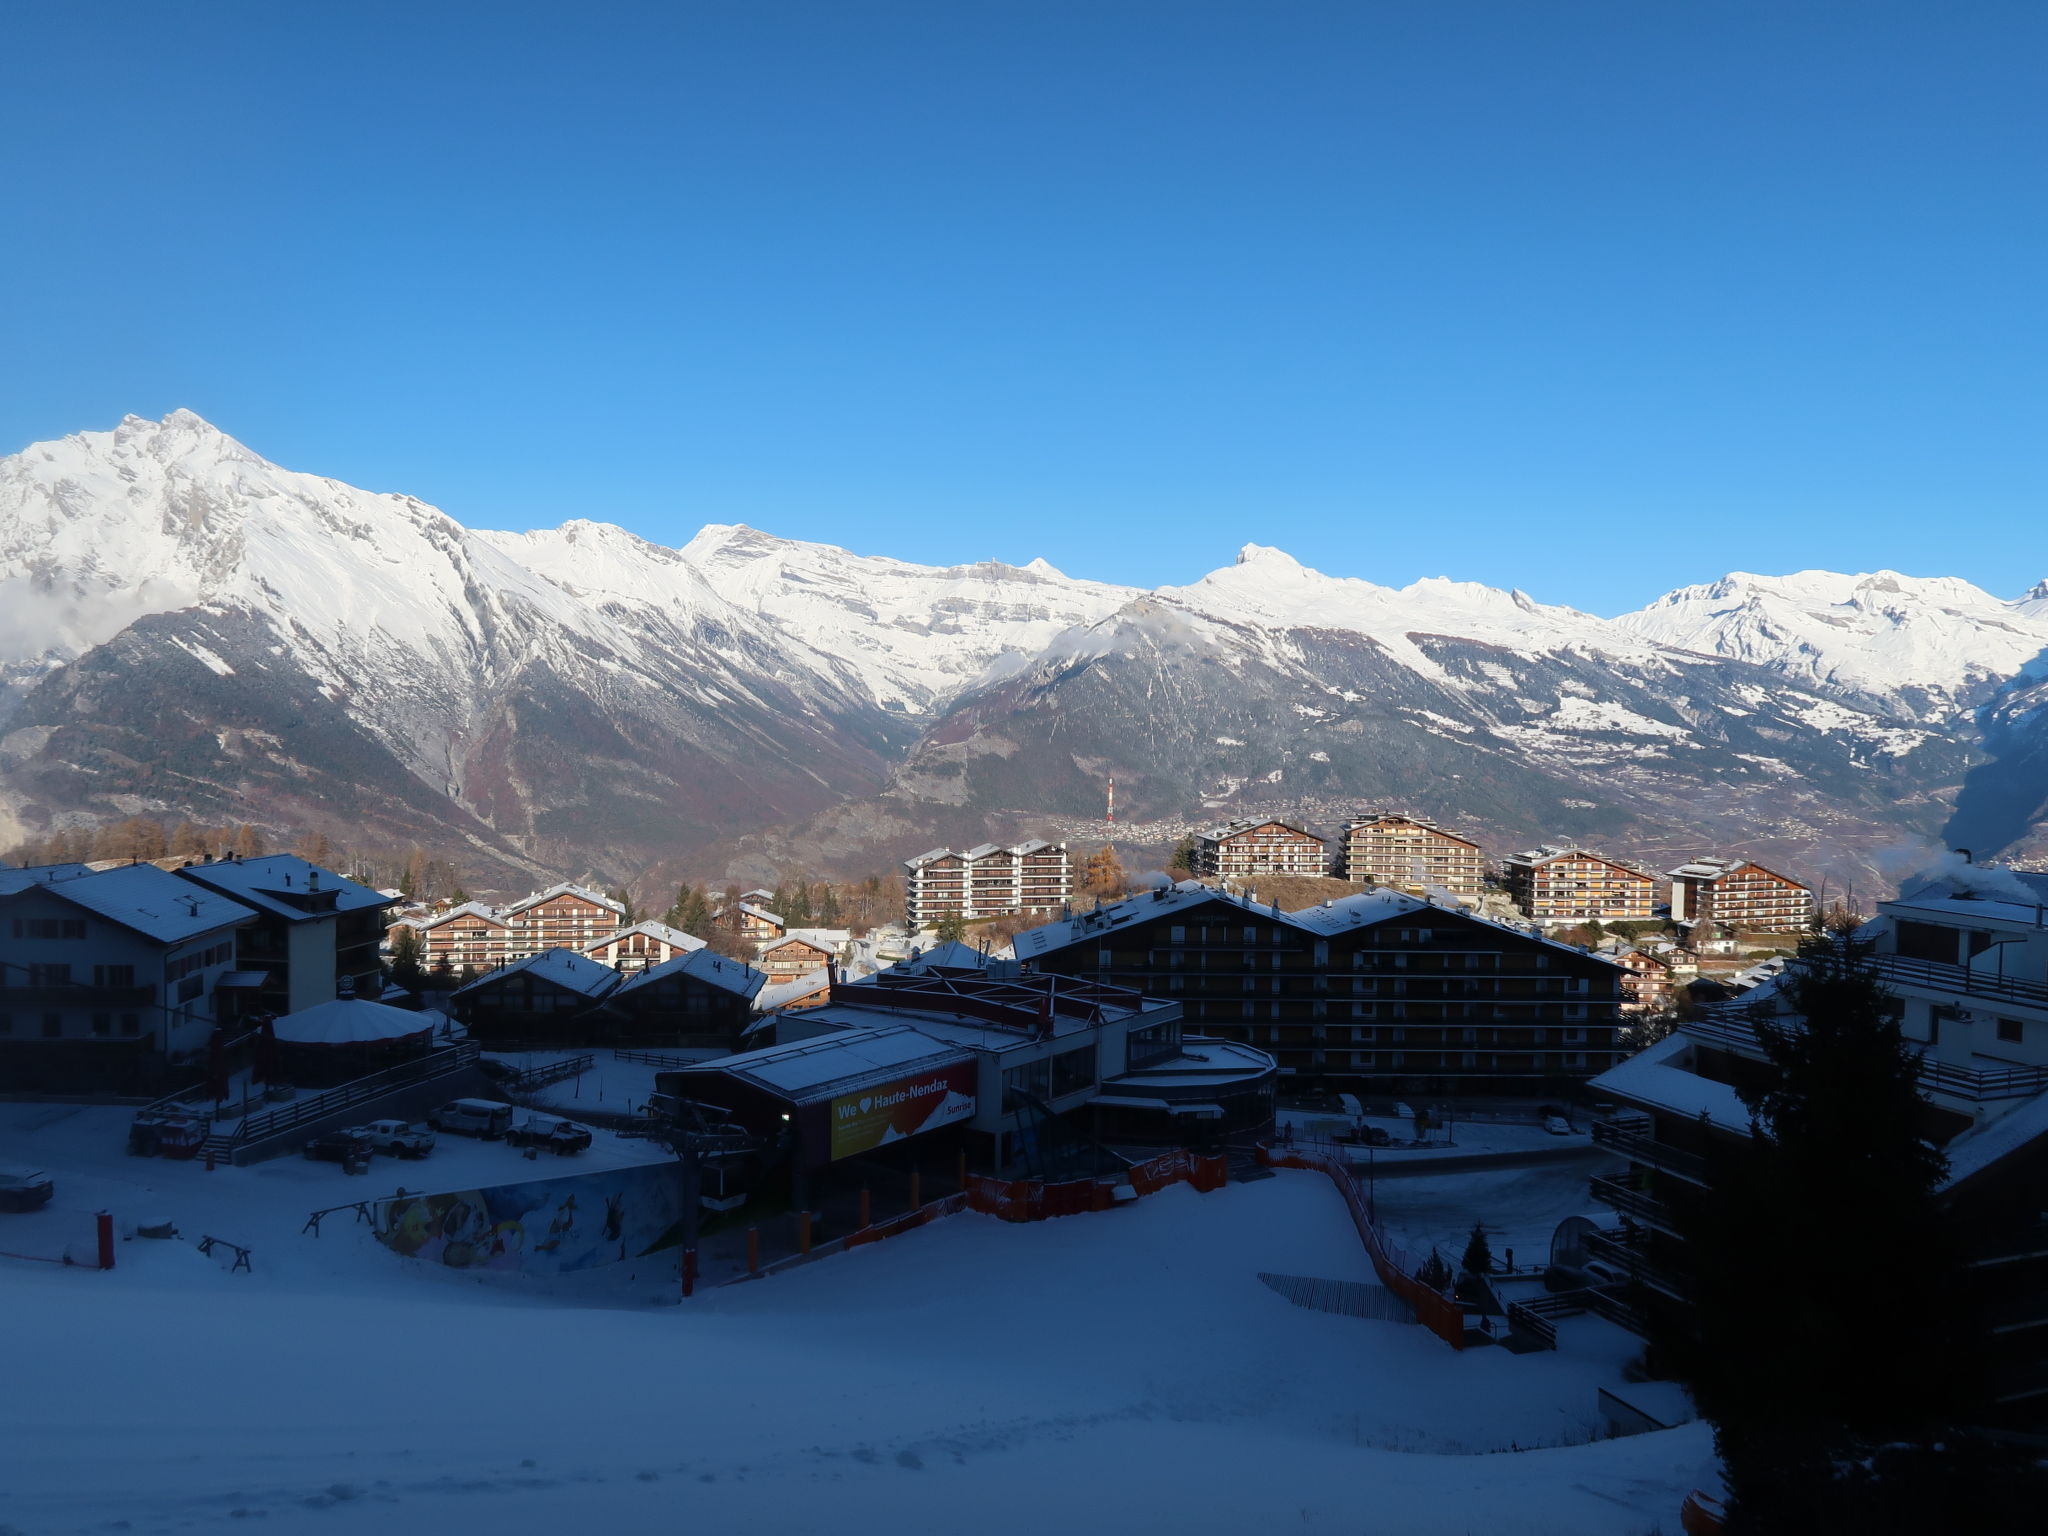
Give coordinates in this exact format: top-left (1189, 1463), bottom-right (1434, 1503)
top-left (3, 1), bottom-right (2042, 612)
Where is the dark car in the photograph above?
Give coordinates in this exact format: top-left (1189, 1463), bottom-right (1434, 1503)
top-left (303, 1129), bottom-right (374, 1166)
top-left (505, 1114), bottom-right (593, 1154)
top-left (0, 1165), bottom-right (55, 1212)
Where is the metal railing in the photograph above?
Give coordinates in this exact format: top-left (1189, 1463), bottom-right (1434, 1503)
top-left (1683, 1010), bottom-right (2048, 1102)
top-left (222, 1042), bottom-right (481, 1147)
top-left (1591, 1120), bottom-right (1709, 1185)
top-left (1871, 953), bottom-right (2048, 1009)
top-left (613, 1048), bottom-right (707, 1071)
top-left (1582, 1227), bottom-right (1690, 1299)
top-left (1589, 1174), bottom-right (1683, 1236)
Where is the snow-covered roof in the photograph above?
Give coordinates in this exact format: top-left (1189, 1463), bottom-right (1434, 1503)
top-left (1199, 816), bottom-right (1321, 842)
top-left (1884, 868), bottom-right (2048, 928)
top-left (176, 855), bottom-right (394, 923)
top-left (613, 947), bottom-right (767, 1000)
top-left (585, 920), bottom-right (703, 953)
top-left (768, 928), bottom-right (852, 951)
top-left (272, 999), bottom-right (437, 1046)
top-left (0, 862), bottom-right (94, 894)
top-left (886, 939), bottom-right (994, 973)
top-left (504, 882), bottom-right (626, 918)
top-left (1106, 1038), bottom-right (1278, 1091)
top-left (1012, 879), bottom-right (1621, 968)
top-left (1941, 1090), bottom-right (2048, 1190)
top-left (454, 947), bottom-right (622, 1000)
top-left (718, 901), bottom-right (784, 926)
top-left (754, 968), bottom-right (834, 1011)
top-left (415, 900), bottom-right (510, 930)
top-left (21, 863), bottom-right (257, 945)
top-left (681, 1024), bottom-right (970, 1104)
top-left (1587, 1034), bottom-right (1753, 1133)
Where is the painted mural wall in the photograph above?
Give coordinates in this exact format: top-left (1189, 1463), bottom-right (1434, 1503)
top-left (374, 1160), bottom-right (688, 1274)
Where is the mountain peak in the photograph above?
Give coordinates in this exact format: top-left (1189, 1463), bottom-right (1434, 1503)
top-left (1235, 543), bottom-right (1301, 568)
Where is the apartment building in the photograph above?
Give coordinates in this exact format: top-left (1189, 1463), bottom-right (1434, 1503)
top-left (582, 920), bottom-right (703, 974)
top-left (1579, 865), bottom-right (2048, 1428)
top-left (403, 901), bottom-right (511, 973)
top-left (904, 839), bottom-right (1071, 929)
top-left (504, 883), bottom-right (627, 957)
top-left (1666, 857), bottom-right (1815, 933)
top-left (1337, 812), bottom-right (1485, 897)
top-left (175, 854), bottom-right (395, 1014)
top-left (1189, 819), bottom-right (1329, 881)
top-left (1503, 845), bottom-right (1655, 926)
top-left (0, 862), bottom-right (256, 1091)
top-left (1014, 882), bottom-right (1626, 1090)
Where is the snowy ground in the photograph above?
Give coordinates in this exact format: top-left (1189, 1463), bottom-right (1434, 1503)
top-left (1, 1105), bottom-right (1706, 1535)
top-left (486, 1047), bottom-right (720, 1117)
top-left (1369, 1160), bottom-right (1621, 1273)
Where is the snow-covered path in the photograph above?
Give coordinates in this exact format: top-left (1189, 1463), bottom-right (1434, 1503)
top-left (2, 1146), bottom-right (1705, 1535)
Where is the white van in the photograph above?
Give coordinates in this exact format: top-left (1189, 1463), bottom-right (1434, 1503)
top-left (427, 1099), bottom-right (512, 1139)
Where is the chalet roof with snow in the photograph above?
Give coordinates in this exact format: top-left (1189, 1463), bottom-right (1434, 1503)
top-left (412, 900), bottom-right (511, 931)
top-left (585, 920), bottom-right (703, 953)
top-left (1012, 879), bottom-right (1623, 968)
top-left (13, 863), bottom-right (257, 945)
top-left (176, 855), bottom-right (394, 923)
top-left (452, 947), bottom-right (622, 1000)
top-left (613, 947), bottom-right (767, 1001)
top-left (0, 862), bottom-right (94, 895)
top-left (754, 968), bottom-right (835, 1012)
top-left (766, 928), bottom-right (852, 952)
top-left (673, 1025), bottom-right (972, 1106)
top-left (503, 882), bottom-right (626, 918)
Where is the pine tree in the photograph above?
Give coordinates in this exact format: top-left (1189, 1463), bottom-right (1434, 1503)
top-left (935, 912), bottom-right (969, 943)
top-left (607, 887), bottom-right (637, 926)
top-left (1664, 932), bottom-right (1994, 1531)
top-left (1168, 834), bottom-right (1197, 875)
top-left (387, 926), bottom-right (428, 991)
top-left (1460, 1221), bottom-right (1493, 1277)
top-left (399, 845), bottom-right (426, 898)
top-left (817, 883), bottom-right (841, 925)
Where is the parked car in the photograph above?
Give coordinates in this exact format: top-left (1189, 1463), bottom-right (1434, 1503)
top-left (505, 1114), bottom-right (592, 1155)
top-left (303, 1129), bottom-right (375, 1166)
top-left (0, 1165), bottom-right (55, 1212)
top-left (356, 1120), bottom-right (435, 1158)
top-left (427, 1099), bottom-right (513, 1139)
top-left (1542, 1114), bottom-right (1574, 1136)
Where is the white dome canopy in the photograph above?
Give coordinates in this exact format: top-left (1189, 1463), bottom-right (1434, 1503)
top-left (271, 999), bottom-right (436, 1046)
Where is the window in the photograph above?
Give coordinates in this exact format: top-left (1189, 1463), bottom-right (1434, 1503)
top-left (1097, 948), bottom-right (1113, 967)
top-left (91, 1012), bottom-right (111, 1036)
top-left (42, 1013), bottom-right (62, 1038)
top-left (1169, 926), bottom-right (1186, 943)
top-left (27, 963), bottom-right (72, 985)
top-left (10, 918), bottom-right (85, 939)
top-left (93, 965), bottom-right (135, 989)
top-left (178, 976), bottom-right (203, 1004)
top-left (1050, 1046), bottom-right (1095, 1098)
top-left (1002, 1057), bottom-right (1052, 1108)
top-left (1997, 1018), bottom-right (2024, 1044)
top-left (120, 1013), bottom-right (141, 1036)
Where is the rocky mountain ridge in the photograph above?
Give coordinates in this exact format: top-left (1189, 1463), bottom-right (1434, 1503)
top-left (3, 412), bottom-right (2043, 889)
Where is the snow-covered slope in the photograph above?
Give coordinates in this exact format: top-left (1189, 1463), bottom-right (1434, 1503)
top-left (671, 523), bottom-right (1136, 712)
top-left (1616, 569), bottom-right (2048, 722)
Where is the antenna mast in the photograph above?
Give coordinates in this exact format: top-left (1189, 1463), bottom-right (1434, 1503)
top-left (1106, 776), bottom-right (1116, 826)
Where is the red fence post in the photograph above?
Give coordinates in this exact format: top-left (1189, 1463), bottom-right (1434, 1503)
top-left (799, 1210), bottom-right (813, 1255)
top-left (96, 1211), bottom-right (115, 1271)
top-left (858, 1187), bottom-right (871, 1229)
top-left (680, 1247), bottom-right (698, 1298)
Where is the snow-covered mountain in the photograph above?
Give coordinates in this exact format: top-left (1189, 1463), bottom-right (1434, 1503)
top-left (1614, 569), bottom-right (2048, 723)
top-left (2, 412), bottom-right (2043, 885)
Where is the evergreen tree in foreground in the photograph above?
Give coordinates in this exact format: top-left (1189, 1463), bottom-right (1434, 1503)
top-left (1460, 1221), bottom-right (1493, 1278)
top-left (1665, 932), bottom-right (2011, 1532)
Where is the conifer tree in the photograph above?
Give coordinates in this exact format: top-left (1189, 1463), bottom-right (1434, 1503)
top-left (1665, 932), bottom-right (1998, 1532)
top-left (1460, 1221), bottom-right (1493, 1277)
top-left (387, 926), bottom-right (428, 991)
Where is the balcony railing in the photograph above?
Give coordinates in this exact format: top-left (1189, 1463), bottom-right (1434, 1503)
top-left (1683, 1010), bottom-right (2048, 1103)
top-left (1581, 1226), bottom-right (1690, 1300)
top-left (1591, 1120), bottom-right (1709, 1185)
top-left (1871, 953), bottom-right (2048, 1010)
top-left (1589, 1174), bottom-right (1684, 1237)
